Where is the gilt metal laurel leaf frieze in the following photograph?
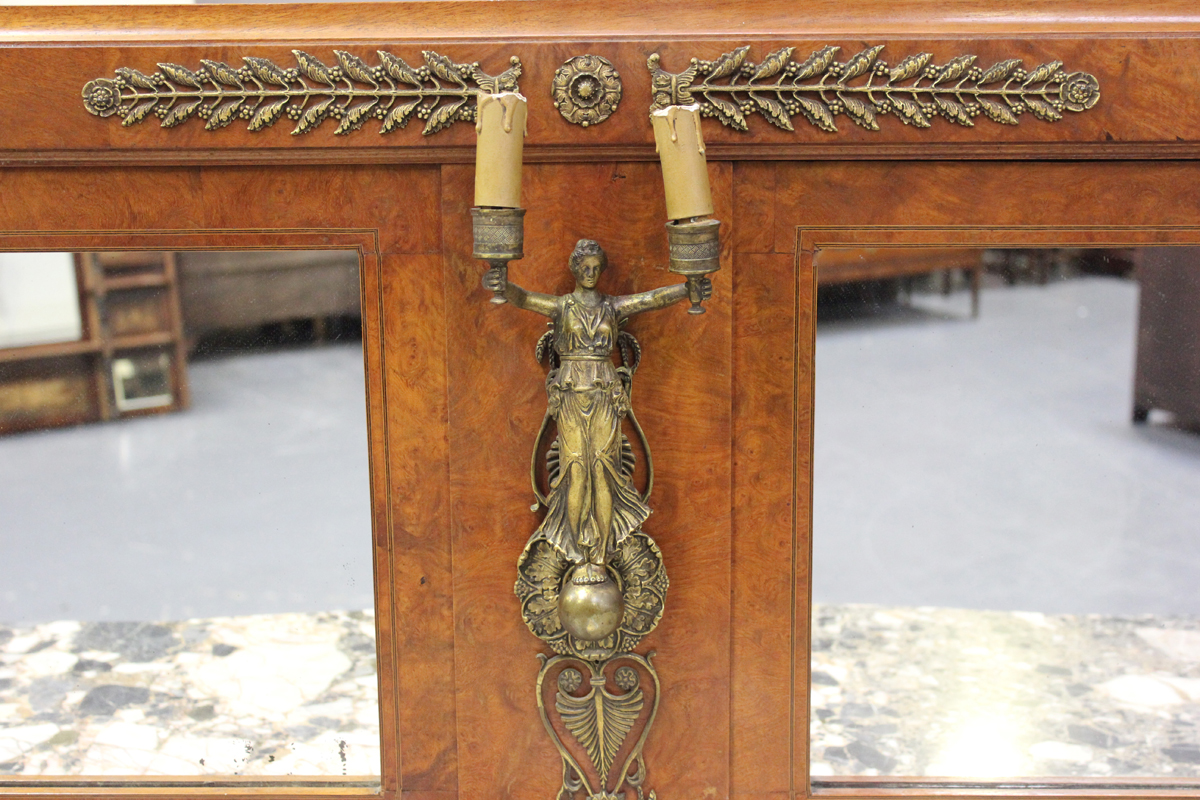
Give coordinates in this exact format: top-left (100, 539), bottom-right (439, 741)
top-left (81, 49), bottom-right (522, 136)
top-left (647, 45), bottom-right (1099, 133)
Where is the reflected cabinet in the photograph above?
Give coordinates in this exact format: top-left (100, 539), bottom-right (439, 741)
top-left (2, 2), bottom-right (1200, 800)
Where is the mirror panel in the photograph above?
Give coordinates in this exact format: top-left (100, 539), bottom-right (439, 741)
top-left (811, 246), bottom-right (1200, 781)
top-left (0, 250), bottom-right (379, 779)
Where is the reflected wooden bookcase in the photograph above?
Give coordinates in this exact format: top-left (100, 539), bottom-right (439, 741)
top-left (0, 251), bottom-right (188, 433)
top-left (0, 256), bottom-right (103, 433)
top-left (1, 2), bottom-right (1200, 800)
top-left (84, 251), bottom-right (189, 418)
top-left (1133, 248), bottom-right (1200, 429)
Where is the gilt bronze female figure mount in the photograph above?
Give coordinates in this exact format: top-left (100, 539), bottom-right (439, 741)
top-left (482, 231), bottom-right (712, 800)
top-left (472, 96), bottom-right (719, 800)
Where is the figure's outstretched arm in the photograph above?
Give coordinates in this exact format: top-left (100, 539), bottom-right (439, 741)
top-left (482, 269), bottom-right (557, 316)
top-left (612, 277), bottom-right (712, 318)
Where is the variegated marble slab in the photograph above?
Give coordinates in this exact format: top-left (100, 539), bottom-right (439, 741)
top-left (0, 611), bottom-right (378, 776)
top-left (812, 604), bottom-right (1200, 778)
top-left (6, 604), bottom-right (1198, 780)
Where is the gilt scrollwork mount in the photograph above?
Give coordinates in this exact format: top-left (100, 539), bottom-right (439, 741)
top-left (537, 652), bottom-right (661, 800)
top-left (82, 49), bottom-right (521, 136)
top-left (648, 45), bottom-right (1100, 133)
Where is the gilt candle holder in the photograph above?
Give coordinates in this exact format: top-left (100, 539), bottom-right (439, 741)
top-left (471, 206), bottom-right (526, 304)
top-left (666, 217), bottom-right (721, 314)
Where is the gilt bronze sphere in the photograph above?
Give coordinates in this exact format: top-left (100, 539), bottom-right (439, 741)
top-left (558, 571), bottom-right (624, 641)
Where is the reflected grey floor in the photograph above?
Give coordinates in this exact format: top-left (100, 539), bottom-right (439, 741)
top-left (813, 277), bottom-right (1200, 616)
top-left (0, 343), bottom-right (373, 624)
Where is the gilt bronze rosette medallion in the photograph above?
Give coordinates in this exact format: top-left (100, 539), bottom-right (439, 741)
top-left (552, 55), bottom-right (622, 127)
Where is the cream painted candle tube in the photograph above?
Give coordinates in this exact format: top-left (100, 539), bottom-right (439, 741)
top-left (474, 92), bottom-right (527, 208)
top-left (652, 104), bottom-right (714, 221)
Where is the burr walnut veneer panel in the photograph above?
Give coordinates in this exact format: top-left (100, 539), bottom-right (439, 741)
top-left (3, 3), bottom-right (1200, 800)
top-left (441, 160), bottom-right (734, 800)
top-left (5, 0), bottom-right (1200, 164)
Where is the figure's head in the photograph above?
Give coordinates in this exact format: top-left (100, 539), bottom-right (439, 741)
top-left (568, 239), bottom-right (607, 289)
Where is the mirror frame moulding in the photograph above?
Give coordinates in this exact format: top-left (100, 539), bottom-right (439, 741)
top-left (797, 225), bottom-right (1200, 800)
top-left (0, 230), bottom-right (391, 800)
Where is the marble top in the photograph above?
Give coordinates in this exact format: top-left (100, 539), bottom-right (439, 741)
top-left (0, 611), bottom-right (378, 777)
top-left (4, 602), bottom-right (1198, 781)
top-left (812, 603), bottom-right (1200, 779)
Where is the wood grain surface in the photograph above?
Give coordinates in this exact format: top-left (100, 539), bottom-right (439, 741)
top-left (441, 160), bottom-right (734, 800)
top-left (774, 161), bottom-right (1200, 252)
top-left (0, 169), bottom-right (432, 800)
top-left (6, 0), bottom-right (1200, 42)
top-left (5, 4), bottom-right (1200, 799)
top-left (730, 249), bottom-right (798, 796)
top-left (2, 1), bottom-right (1200, 164)
top-left (4, 146), bottom-right (1200, 800)
top-left (381, 251), bottom-right (456, 794)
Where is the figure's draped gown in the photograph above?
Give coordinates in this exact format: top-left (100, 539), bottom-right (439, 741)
top-left (531, 293), bottom-right (650, 565)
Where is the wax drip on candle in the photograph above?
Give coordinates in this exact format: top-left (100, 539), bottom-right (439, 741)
top-left (475, 94), bottom-right (492, 135)
top-left (659, 105), bottom-right (705, 155)
top-left (476, 93), bottom-right (527, 136)
top-left (504, 94), bottom-right (524, 135)
top-left (652, 103), bottom-right (712, 220)
top-left (503, 99), bottom-right (515, 133)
